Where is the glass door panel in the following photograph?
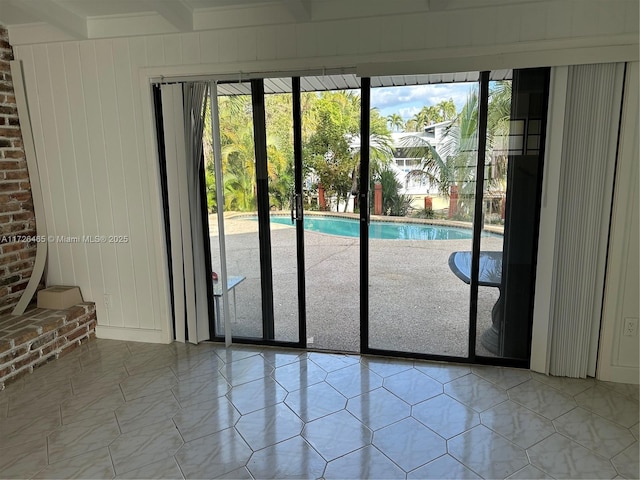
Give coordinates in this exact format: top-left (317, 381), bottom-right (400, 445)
top-left (301, 78), bottom-right (361, 352)
top-left (476, 69), bottom-right (550, 361)
top-left (264, 80), bottom-right (300, 343)
top-left (367, 81), bottom-right (479, 357)
top-left (208, 82), bottom-right (263, 339)
top-left (475, 79), bottom-right (511, 357)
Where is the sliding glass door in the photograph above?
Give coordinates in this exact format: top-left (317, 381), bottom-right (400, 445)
top-left (208, 78), bottom-right (308, 347)
top-left (362, 69), bottom-right (550, 366)
top-left (365, 79), bottom-right (480, 358)
top-left (201, 68), bottom-right (549, 366)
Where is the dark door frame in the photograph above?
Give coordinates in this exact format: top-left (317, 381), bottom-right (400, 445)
top-left (205, 71), bottom-right (549, 369)
top-left (209, 78), bottom-right (307, 348)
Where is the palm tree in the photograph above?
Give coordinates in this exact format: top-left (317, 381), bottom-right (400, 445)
top-left (220, 118), bottom-right (257, 211)
top-left (407, 110), bottom-right (428, 132)
top-left (386, 113), bottom-right (404, 132)
top-left (397, 89), bottom-right (479, 210)
top-left (349, 107), bottom-right (394, 209)
top-left (400, 84), bottom-right (513, 218)
top-left (485, 81), bottom-right (512, 194)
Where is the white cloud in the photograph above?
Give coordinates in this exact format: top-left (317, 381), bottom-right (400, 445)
top-left (397, 106), bottom-right (421, 120)
top-left (371, 83), bottom-right (476, 118)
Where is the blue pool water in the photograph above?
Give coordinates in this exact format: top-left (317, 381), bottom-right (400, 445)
top-left (267, 215), bottom-right (496, 240)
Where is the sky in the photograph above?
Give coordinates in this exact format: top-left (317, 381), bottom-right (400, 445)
top-left (370, 82), bottom-right (476, 121)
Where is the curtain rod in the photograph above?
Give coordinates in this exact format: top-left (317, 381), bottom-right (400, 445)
top-left (150, 66), bottom-right (356, 85)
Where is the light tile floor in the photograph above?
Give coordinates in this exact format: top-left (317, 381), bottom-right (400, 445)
top-left (0, 339), bottom-right (638, 479)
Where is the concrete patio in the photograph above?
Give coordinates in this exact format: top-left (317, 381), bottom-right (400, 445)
top-left (210, 214), bottom-right (503, 358)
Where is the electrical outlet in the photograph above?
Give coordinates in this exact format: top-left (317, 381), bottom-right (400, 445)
top-left (623, 318), bottom-right (638, 337)
top-left (104, 293), bottom-right (112, 310)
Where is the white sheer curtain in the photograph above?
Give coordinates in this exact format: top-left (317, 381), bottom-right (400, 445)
top-left (160, 82), bottom-right (210, 344)
top-left (548, 63), bottom-right (625, 377)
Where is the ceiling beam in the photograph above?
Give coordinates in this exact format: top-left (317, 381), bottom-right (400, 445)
top-left (9, 0), bottom-right (87, 39)
top-left (142, 0), bottom-right (193, 32)
top-left (281, 0), bottom-right (311, 22)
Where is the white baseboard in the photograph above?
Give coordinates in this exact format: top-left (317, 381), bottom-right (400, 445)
top-left (95, 325), bottom-right (172, 344)
top-left (597, 365), bottom-right (639, 385)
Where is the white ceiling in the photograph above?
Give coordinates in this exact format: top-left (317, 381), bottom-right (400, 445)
top-left (0, 0), bottom-right (546, 41)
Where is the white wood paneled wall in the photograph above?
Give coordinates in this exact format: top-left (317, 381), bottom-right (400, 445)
top-left (11, 0), bottom-right (639, 342)
top-left (597, 62), bottom-right (640, 384)
top-left (16, 41), bottom-right (163, 340)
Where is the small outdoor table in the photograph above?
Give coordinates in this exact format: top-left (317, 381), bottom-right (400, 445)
top-left (213, 275), bottom-right (245, 333)
top-left (448, 251), bottom-right (503, 354)
top-left (448, 251), bottom-right (503, 287)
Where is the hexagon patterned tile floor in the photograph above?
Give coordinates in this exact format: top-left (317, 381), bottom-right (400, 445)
top-left (0, 338), bottom-right (637, 479)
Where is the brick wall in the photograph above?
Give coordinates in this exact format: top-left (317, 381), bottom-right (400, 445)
top-left (0, 27), bottom-right (36, 315)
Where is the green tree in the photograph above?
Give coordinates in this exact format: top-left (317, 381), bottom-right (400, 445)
top-left (306, 93), bottom-right (393, 212)
top-left (400, 84), bottom-right (513, 219)
top-left (386, 113), bottom-right (404, 132)
top-left (350, 107), bottom-right (393, 205)
top-left (404, 99), bottom-right (457, 132)
top-left (485, 81), bottom-right (512, 194)
top-left (204, 93), bottom-right (299, 212)
top-left (306, 91), bottom-right (361, 212)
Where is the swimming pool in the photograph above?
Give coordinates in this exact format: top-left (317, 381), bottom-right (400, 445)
top-left (267, 215), bottom-right (498, 240)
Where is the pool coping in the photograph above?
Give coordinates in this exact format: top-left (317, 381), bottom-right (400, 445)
top-left (223, 211), bottom-right (505, 235)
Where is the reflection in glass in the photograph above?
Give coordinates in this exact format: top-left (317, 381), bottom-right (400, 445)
top-left (476, 79), bottom-right (511, 357)
top-left (368, 81), bottom-right (479, 357)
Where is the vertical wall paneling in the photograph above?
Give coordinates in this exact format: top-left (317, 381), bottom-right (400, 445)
top-left (145, 36), bottom-right (165, 67)
top-left (624, 0), bottom-right (639, 33)
top-left (51, 43), bottom-right (91, 295)
top-left (470, 10), bottom-right (497, 47)
top-left (32, 45), bottom-right (71, 285)
top-left (163, 35), bottom-right (182, 66)
top-left (333, 21), bottom-right (357, 57)
top-left (237, 29), bottom-right (257, 62)
top-left (295, 23), bottom-right (317, 59)
top-left (255, 26), bottom-right (277, 62)
top-left (548, 63), bottom-right (625, 378)
top-left (181, 33), bottom-right (200, 65)
top-left (218, 30), bottom-right (240, 63)
top-left (44, 43), bottom-right (77, 278)
top-left (597, 61), bottom-right (640, 383)
top-left (77, 41), bottom-right (117, 326)
top-left (127, 37), bottom-right (157, 330)
top-left (520, 4), bottom-right (547, 42)
top-left (136, 54), bottom-right (174, 336)
top-left (113, 38), bottom-right (147, 328)
top-left (446, 11), bottom-right (472, 48)
top-left (94, 39), bottom-right (128, 327)
top-left (198, 30), bottom-right (219, 64)
top-left (62, 42), bottom-right (100, 300)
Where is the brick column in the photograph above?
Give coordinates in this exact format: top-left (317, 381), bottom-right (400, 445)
top-left (448, 185), bottom-right (458, 218)
top-left (374, 182), bottom-right (382, 215)
top-left (0, 27), bottom-right (37, 315)
top-left (318, 183), bottom-right (326, 211)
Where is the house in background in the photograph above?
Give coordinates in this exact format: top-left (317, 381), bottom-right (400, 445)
top-left (0, 0), bottom-right (637, 383)
top-left (389, 124), bottom-right (452, 211)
